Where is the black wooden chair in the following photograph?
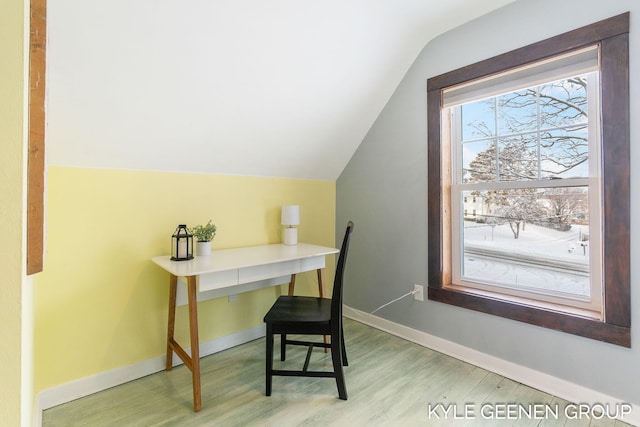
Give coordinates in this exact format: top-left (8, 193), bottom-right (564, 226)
top-left (264, 221), bottom-right (354, 400)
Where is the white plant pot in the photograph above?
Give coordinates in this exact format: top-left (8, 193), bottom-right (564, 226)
top-left (196, 241), bottom-right (212, 256)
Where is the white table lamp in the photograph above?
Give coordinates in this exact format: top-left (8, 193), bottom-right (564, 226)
top-left (281, 205), bottom-right (300, 245)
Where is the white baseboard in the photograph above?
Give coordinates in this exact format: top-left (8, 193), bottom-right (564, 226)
top-left (343, 305), bottom-right (639, 426)
top-left (36, 310), bottom-right (639, 426)
top-left (36, 324), bottom-right (266, 423)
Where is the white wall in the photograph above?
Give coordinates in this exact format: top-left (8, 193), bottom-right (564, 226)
top-left (45, 0), bottom-right (512, 180)
top-left (338, 0), bottom-right (639, 406)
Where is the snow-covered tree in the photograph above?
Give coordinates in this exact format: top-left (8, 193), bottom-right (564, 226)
top-left (462, 77), bottom-right (589, 238)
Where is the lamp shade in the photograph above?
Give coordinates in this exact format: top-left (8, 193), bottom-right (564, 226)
top-left (281, 205), bottom-right (300, 226)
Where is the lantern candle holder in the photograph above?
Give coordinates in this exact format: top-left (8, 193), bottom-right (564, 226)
top-left (171, 224), bottom-right (194, 261)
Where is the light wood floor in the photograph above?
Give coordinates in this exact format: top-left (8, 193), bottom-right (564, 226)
top-left (42, 318), bottom-right (630, 426)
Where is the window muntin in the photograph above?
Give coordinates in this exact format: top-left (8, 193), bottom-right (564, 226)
top-left (447, 64), bottom-right (602, 314)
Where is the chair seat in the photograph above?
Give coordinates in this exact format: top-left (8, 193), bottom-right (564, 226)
top-left (264, 296), bottom-right (331, 325)
top-left (264, 296), bottom-right (334, 335)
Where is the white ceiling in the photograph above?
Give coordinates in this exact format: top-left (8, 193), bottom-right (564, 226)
top-left (46, 0), bottom-right (513, 180)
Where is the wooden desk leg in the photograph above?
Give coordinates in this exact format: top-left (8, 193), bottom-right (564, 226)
top-left (287, 273), bottom-right (297, 296)
top-left (166, 274), bottom-right (178, 371)
top-left (187, 276), bottom-right (202, 412)
top-left (317, 268), bottom-right (330, 351)
top-left (316, 269), bottom-right (326, 298)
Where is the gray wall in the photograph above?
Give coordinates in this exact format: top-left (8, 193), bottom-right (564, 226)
top-left (337, 0), bottom-right (639, 404)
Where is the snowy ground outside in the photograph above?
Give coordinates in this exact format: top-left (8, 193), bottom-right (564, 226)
top-left (462, 220), bottom-right (591, 297)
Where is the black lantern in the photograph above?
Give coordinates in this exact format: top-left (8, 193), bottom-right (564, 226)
top-left (171, 224), bottom-right (194, 261)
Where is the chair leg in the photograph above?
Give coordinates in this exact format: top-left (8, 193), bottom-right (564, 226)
top-left (266, 325), bottom-right (274, 396)
top-left (280, 333), bottom-right (286, 361)
top-left (331, 333), bottom-right (348, 400)
top-left (341, 327), bottom-right (348, 367)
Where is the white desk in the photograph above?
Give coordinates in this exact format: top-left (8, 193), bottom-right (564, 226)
top-left (152, 243), bottom-right (339, 412)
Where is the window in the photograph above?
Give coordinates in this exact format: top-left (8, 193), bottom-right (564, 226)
top-left (448, 47), bottom-right (601, 313)
top-left (427, 13), bottom-right (630, 347)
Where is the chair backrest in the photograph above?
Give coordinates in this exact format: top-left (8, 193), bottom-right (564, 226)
top-left (331, 221), bottom-right (354, 323)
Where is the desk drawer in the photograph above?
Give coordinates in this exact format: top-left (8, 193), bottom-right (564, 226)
top-left (238, 255), bottom-right (326, 284)
top-left (239, 260), bottom-right (300, 284)
top-left (300, 255), bottom-right (325, 271)
top-left (197, 269), bottom-right (238, 292)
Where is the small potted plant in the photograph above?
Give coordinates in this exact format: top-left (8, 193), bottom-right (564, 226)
top-left (191, 220), bottom-right (217, 256)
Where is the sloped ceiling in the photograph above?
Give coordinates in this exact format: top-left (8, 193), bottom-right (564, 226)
top-left (46, 0), bottom-right (513, 180)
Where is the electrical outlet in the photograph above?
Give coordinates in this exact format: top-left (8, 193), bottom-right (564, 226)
top-left (413, 284), bottom-right (424, 301)
top-left (228, 294), bottom-right (238, 302)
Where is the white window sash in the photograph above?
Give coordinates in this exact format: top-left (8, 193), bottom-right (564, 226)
top-left (447, 62), bottom-right (602, 314)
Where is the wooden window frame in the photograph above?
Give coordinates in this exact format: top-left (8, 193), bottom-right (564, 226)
top-left (427, 13), bottom-right (630, 347)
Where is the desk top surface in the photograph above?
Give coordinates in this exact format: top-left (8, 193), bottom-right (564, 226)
top-left (152, 242), bottom-right (339, 277)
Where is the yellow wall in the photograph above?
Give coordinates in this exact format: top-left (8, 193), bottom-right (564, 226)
top-left (0, 0), bottom-right (26, 425)
top-left (34, 166), bottom-right (335, 392)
